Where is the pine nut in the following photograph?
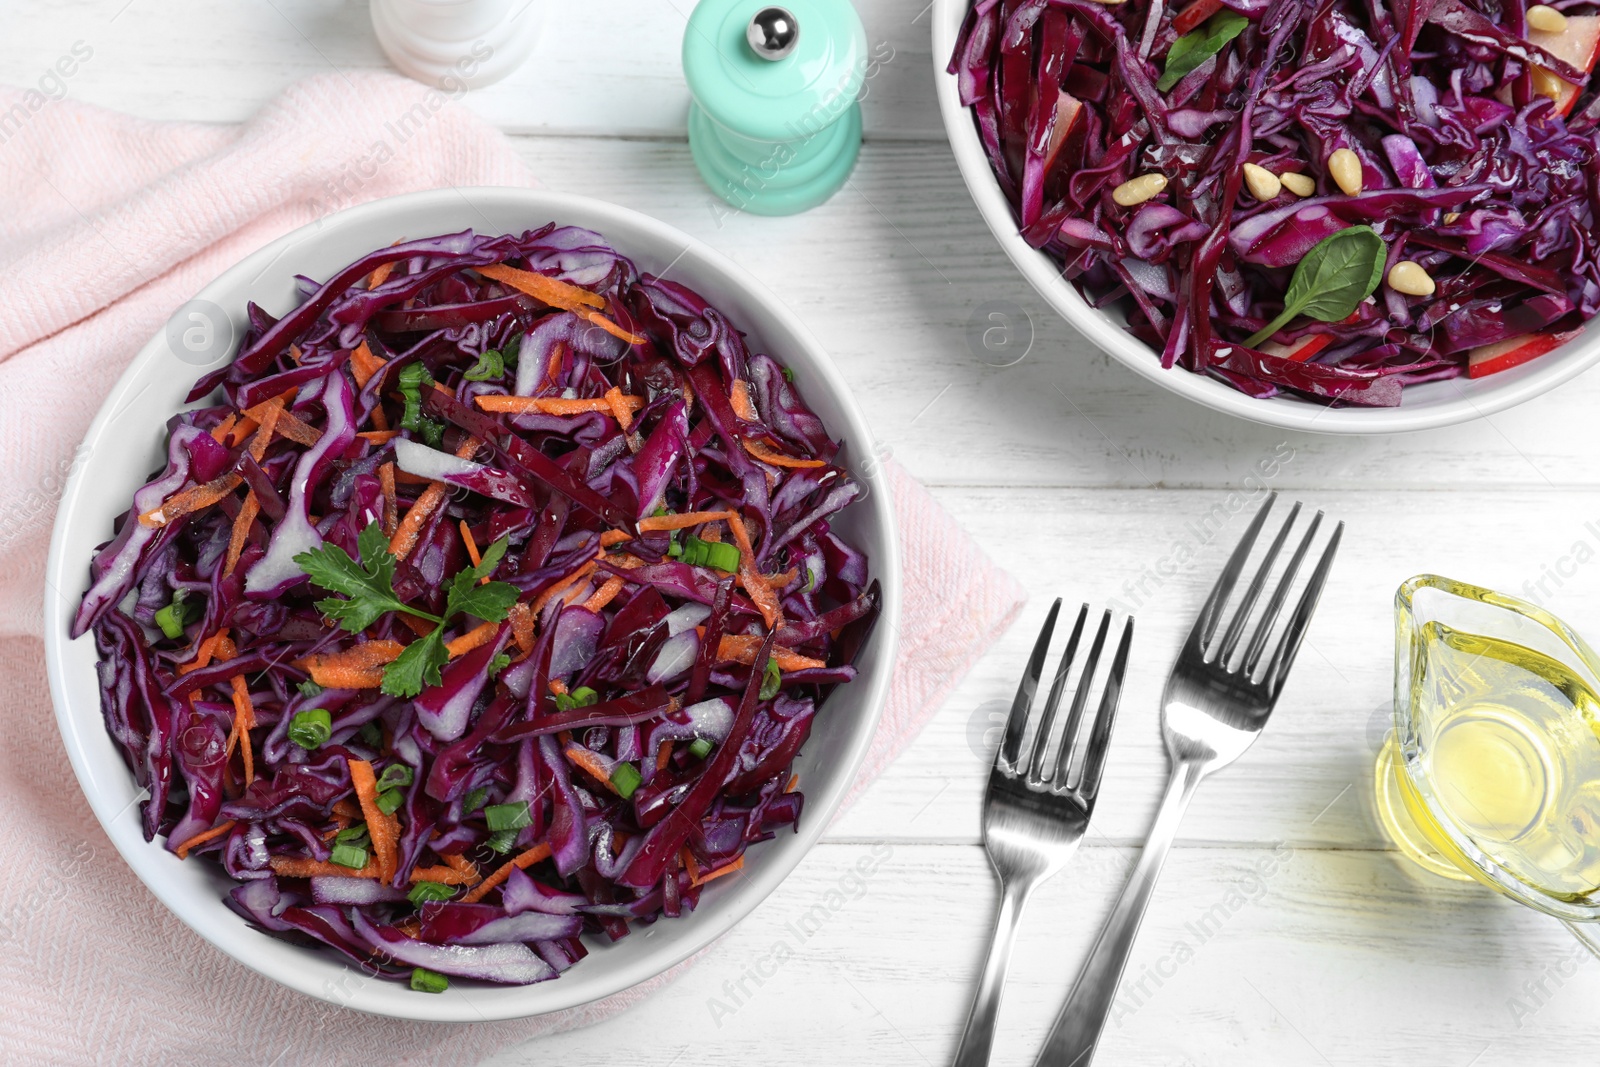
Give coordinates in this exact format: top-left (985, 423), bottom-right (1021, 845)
top-left (1443, 212), bottom-right (1460, 223)
top-left (1242, 163), bottom-right (1282, 202)
top-left (1532, 67), bottom-right (1567, 102)
top-left (1328, 149), bottom-right (1363, 196)
top-left (1387, 261), bottom-right (1436, 297)
top-left (1112, 173), bottom-right (1169, 207)
top-left (1279, 172), bottom-right (1316, 197)
top-left (1527, 5), bottom-right (1568, 32)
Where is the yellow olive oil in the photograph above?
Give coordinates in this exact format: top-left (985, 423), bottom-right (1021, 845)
top-left (1390, 622), bottom-right (1600, 899)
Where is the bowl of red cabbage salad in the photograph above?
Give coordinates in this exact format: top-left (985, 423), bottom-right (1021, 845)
top-left (948, 0), bottom-right (1600, 406)
top-left (71, 224), bottom-right (880, 992)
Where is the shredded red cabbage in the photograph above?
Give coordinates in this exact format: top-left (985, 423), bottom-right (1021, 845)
top-left (75, 224), bottom-right (878, 988)
top-left (949, 0), bottom-right (1600, 405)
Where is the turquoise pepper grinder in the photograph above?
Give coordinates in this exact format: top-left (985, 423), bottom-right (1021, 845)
top-left (683, 0), bottom-right (868, 216)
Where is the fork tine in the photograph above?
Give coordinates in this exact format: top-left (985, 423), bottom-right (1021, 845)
top-left (1241, 510), bottom-right (1324, 674)
top-left (1258, 521), bottom-right (1343, 694)
top-left (999, 599), bottom-right (1061, 769)
top-left (1214, 501), bottom-right (1300, 665)
top-left (1187, 492), bottom-right (1276, 652)
top-left (1047, 610), bottom-right (1111, 786)
top-left (1076, 616), bottom-right (1133, 800)
top-left (1026, 605), bottom-right (1089, 782)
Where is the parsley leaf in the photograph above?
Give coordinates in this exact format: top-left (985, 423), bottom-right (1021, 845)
top-left (445, 534), bottom-right (519, 623)
top-left (382, 627), bottom-right (448, 698)
top-left (294, 523), bottom-right (424, 633)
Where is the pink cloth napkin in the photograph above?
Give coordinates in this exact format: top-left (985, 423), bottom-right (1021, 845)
top-left (0, 74), bottom-right (1025, 1065)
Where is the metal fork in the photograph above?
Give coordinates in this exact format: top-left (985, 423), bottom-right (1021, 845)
top-left (951, 601), bottom-right (1134, 1067)
top-left (1032, 494), bottom-right (1342, 1067)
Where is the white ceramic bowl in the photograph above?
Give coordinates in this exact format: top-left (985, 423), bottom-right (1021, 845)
top-left (932, 0), bottom-right (1600, 433)
top-left (42, 188), bottom-right (900, 1021)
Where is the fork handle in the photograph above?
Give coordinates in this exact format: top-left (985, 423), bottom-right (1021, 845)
top-left (952, 876), bottom-right (1037, 1067)
top-left (1031, 760), bottom-right (1205, 1067)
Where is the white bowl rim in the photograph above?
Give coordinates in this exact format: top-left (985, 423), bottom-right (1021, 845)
top-left (42, 187), bottom-right (901, 1022)
top-left (930, 0), bottom-right (1600, 435)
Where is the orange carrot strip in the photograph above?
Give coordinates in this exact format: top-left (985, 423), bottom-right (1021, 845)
top-left (460, 842), bottom-right (555, 904)
top-left (575, 304), bottom-right (646, 346)
top-left (348, 759), bottom-right (398, 885)
top-left (246, 401), bottom-right (283, 464)
top-left (564, 743), bottom-right (621, 794)
top-left (531, 561), bottom-right (597, 616)
top-left (459, 520), bottom-right (482, 569)
top-left (442, 853), bottom-right (483, 886)
top-left (716, 634), bottom-right (826, 671)
top-left (692, 855), bottom-right (745, 887)
top-left (473, 395), bottom-right (645, 416)
top-left (139, 472), bottom-right (244, 528)
top-left (507, 602), bottom-right (536, 654)
top-left (370, 402), bottom-right (390, 432)
top-left (180, 628), bottom-right (230, 674)
top-left (174, 819), bottom-right (237, 860)
top-left (476, 261), bottom-right (606, 310)
top-left (269, 856), bottom-right (381, 879)
top-left (583, 575), bottom-right (626, 613)
top-left (726, 512), bottom-right (781, 628)
top-left (210, 413), bottom-right (237, 444)
top-left (241, 390), bottom-right (296, 423)
top-left (377, 462), bottom-right (399, 537)
top-left (409, 865), bottom-right (478, 886)
top-left (600, 529), bottom-right (634, 547)
top-left (389, 437), bottom-right (478, 560)
top-left (358, 430), bottom-right (401, 444)
top-left (786, 773), bottom-right (799, 793)
top-left (636, 510), bottom-right (733, 533)
top-left (549, 678), bottom-right (569, 697)
top-left (446, 621), bottom-right (498, 659)
top-left (227, 417), bottom-right (258, 447)
top-left (224, 491), bottom-right (261, 578)
top-left (301, 640), bottom-right (406, 689)
top-left (227, 674), bottom-right (256, 787)
top-left (656, 741), bottom-right (674, 772)
top-left (729, 379), bottom-right (758, 421)
top-left (681, 847), bottom-right (700, 884)
top-left (350, 340), bottom-right (386, 388)
top-left (367, 260), bottom-right (397, 291)
top-left (604, 385), bottom-right (635, 431)
top-left (743, 439), bottom-right (826, 469)
top-left (273, 410), bottom-right (322, 447)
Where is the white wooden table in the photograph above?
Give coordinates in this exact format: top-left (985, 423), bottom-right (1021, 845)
top-left (14, 2), bottom-right (1600, 1063)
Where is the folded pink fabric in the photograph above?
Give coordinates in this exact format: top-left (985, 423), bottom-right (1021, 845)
top-left (0, 74), bottom-right (1024, 1064)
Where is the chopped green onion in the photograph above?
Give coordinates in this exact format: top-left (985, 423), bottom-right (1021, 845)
top-left (803, 567), bottom-right (816, 593)
top-left (335, 824), bottom-right (370, 847)
top-left (287, 708), bottom-right (332, 749)
top-left (376, 789), bottom-right (404, 815)
top-left (398, 362), bottom-right (445, 446)
top-left (781, 366), bottom-right (795, 382)
top-left (569, 686), bottom-right (598, 707)
top-left (688, 737), bottom-right (715, 759)
top-left (461, 348), bottom-right (505, 382)
top-left (297, 679), bottom-right (325, 698)
top-left (760, 659), bottom-right (782, 700)
top-left (462, 787), bottom-right (488, 813)
top-left (153, 590), bottom-right (204, 640)
top-left (704, 541), bottom-right (741, 573)
top-left (485, 828), bottom-right (519, 853)
top-left (485, 801), bottom-right (533, 832)
top-left (376, 763), bottom-right (414, 792)
top-left (330, 842), bottom-right (368, 869)
top-left (611, 762), bottom-right (643, 799)
top-left (408, 881), bottom-right (455, 906)
top-left (667, 540), bottom-right (683, 559)
top-left (410, 968), bottom-right (449, 994)
top-left (488, 652), bottom-right (511, 678)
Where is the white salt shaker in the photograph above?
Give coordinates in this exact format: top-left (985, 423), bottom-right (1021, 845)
top-left (370, 0), bottom-right (542, 89)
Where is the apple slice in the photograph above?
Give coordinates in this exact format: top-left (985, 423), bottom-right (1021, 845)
top-left (1528, 15), bottom-right (1600, 116)
top-left (1260, 333), bottom-right (1334, 362)
top-left (1466, 329), bottom-right (1578, 378)
top-left (1040, 90), bottom-right (1082, 175)
top-left (1173, 0), bottom-right (1225, 36)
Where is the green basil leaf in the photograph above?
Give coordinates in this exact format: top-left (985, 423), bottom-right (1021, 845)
top-left (1244, 225), bottom-right (1386, 348)
top-left (1158, 11), bottom-right (1249, 92)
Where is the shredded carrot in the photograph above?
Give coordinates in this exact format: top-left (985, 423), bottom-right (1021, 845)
top-left (681, 847), bottom-right (701, 883)
top-left (389, 437), bottom-right (478, 560)
top-left (300, 640), bottom-right (406, 689)
top-left (350, 340), bottom-right (387, 388)
top-left (397, 612), bottom-right (434, 638)
top-left (358, 430), bottom-right (401, 444)
top-left (548, 342), bottom-right (565, 384)
top-left (600, 529), bottom-right (633, 547)
top-left (460, 842), bottom-right (554, 904)
top-left (636, 509), bottom-right (733, 533)
top-left (656, 741), bottom-right (674, 772)
top-left (246, 399), bottom-right (284, 463)
top-left (210, 413), bottom-right (237, 444)
top-left (367, 260), bottom-right (397, 291)
top-left (549, 678), bottom-right (569, 697)
top-left (289, 345), bottom-right (303, 365)
top-left (227, 416), bottom-right (258, 447)
top-left (274, 410), bottom-right (322, 447)
top-left (459, 520), bottom-right (482, 569)
top-left (691, 855), bottom-right (745, 887)
top-left (507, 602), bottom-right (536, 654)
top-left (369, 403), bottom-right (390, 432)
top-left (241, 390), bottom-right (296, 422)
top-left (726, 512), bottom-right (782, 628)
top-left (377, 462), bottom-right (398, 537)
top-left (446, 621), bottom-right (498, 659)
top-left (443, 852), bottom-right (482, 886)
top-left (743, 439), bottom-right (826, 469)
top-left (474, 394), bottom-right (645, 416)
top-left (139, 473), bottom-right (243, 528)
top-left (564, 743), bottom-right (622, 794)
top-left (227, 674), bottom-right (256, 787)
top-left (786, 773), bottom-right (799, 793)
top-left (333, 797), bottom-right (362, 820)
top-left (174, 819), bottom-right (236, 860)
top-left (531, 561), bottom-right (598, 616)
top-left (700, 525), bottom-right (722, 543)
top-left (477, 261), bottom-right (606, 309)
top-left (348, 759), bottom-right (399, 885)
top-left (270, 855), bottom-right (380, 879)
top-left (224, 491), bottom-right (260, 577)
top-left (180, 628), bottom-right (230, 675)
top-left (409, 864), bottom-right (479, 886)
top-left (583, 575), bottom-right (626, 613)
top-left (729, 379), bottom-right (758, 421)
top-left (716, 634), bottom-right (826, 671)
top-left (578, 305), bottom-right (647, 345)
top-left (604, 385), bottom-right (635, 431)
top-left (392, 469), bottom-right (435, 486)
